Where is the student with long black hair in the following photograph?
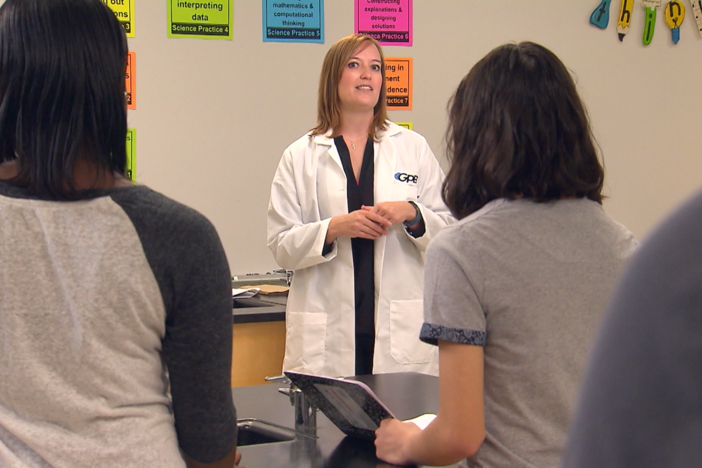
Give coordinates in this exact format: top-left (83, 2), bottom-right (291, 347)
top-left (0, 1), bottom-right (238, 466)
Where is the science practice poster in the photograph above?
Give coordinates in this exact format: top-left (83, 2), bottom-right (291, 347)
top-left (385, 57), bottom-right (412, 110)
top-left (263, 0), bottom-right (324, 43)
top-left (126, 128), bottom-right (136, 182)
top-left (102, 0), bottom-right (135, 37)
top-left (125, 51), bottom-right (136, 110)
top-left (167, 0), bottom-right (233, 40)
top-left (355, 0), bottom-right (412, 46)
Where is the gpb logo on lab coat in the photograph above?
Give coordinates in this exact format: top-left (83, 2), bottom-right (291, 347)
top-left (394, 172), bottom-right (418, 184)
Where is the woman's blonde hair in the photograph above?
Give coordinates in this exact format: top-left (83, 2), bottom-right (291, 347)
top-left (310, 34), bottom-right (388, 140)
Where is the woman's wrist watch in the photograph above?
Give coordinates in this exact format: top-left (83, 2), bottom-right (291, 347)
top-left (403, 201), bottom-right (423, 226)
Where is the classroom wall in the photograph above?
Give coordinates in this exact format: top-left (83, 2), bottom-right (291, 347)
top-left (21, 1), bottom-right (702, 275)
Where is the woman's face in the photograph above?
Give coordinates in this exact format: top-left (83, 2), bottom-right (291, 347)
top-left (337, 41), bottom-right (382, 114)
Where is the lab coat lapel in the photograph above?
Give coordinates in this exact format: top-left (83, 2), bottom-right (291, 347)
top-left (313, 132), bottom-right (348, 216)
top-left (313, 132), bottom-right (344, 172)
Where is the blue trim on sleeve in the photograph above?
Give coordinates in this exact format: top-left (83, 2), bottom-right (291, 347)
top-left (419, 323), bottom-right (487, 346)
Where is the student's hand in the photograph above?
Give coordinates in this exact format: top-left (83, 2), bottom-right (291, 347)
top-left (362, 201), bottom-right (418, 226)
top-left (326, 210), bottom-right (391, 243)
top-left (374, 418), bottom-right (421, 466)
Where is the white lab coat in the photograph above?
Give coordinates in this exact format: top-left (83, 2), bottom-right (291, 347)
top-left (267, 122), bottom-right (454, 377)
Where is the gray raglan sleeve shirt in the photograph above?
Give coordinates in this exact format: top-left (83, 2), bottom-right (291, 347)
top-left (111, 187), bottom-right (237, 463)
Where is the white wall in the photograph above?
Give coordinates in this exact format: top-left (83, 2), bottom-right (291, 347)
top-left (12, 1), bottom-right (702, 274)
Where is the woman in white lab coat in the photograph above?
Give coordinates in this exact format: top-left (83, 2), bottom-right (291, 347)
top-left (267, 34), bottom-right (453, 378)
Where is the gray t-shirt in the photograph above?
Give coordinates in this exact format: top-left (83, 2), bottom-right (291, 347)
top-left (0, 182), bottom-right (236, 467)
top-left (419, 198), bottom-right (637, 468)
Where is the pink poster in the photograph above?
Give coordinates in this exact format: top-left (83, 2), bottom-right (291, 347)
top-left (355, 0), bottom-right (412, 47)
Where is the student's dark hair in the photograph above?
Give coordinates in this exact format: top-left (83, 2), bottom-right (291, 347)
top-left (0, 0), bottom-right (128, 199)
top-left (442, 41), bottom-right (604, 219)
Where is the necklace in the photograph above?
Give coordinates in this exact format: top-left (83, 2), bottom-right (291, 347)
top-left (346, 135), bottom-right (366, 150)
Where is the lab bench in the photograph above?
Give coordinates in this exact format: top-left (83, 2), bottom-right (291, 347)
top-left (231, 294), bottom-right (287, 387)
top-left (232, 372), bottom-right (459, 468)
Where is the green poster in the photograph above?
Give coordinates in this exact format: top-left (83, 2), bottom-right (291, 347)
top-left (167, 0), bottom-right (233, 40)
top-left (126, 128), bottom-right (136, 182)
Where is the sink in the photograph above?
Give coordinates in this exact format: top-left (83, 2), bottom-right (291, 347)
top-left (236, 419), bottom-right (297, 446)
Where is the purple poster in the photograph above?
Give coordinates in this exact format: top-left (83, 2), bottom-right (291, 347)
top-left (355, 0), bottom-right (412, 47)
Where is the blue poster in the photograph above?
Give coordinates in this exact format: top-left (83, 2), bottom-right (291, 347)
top-left (263, 0), bottom-right (324, 43)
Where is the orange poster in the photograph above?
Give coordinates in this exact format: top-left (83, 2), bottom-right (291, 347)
top-left (126, 51), bottom-right (136, 110)
top-left (385, 57), bottom-right (412, 110)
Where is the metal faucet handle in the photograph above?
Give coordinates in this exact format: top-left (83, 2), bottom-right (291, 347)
top-left (265, 374), bottom-right (291, 385)
top-left (277, 386), bottom-right (304, 408)
top-left (266, 375), bottom-right (298, 406)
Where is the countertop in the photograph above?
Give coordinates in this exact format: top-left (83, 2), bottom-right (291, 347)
top-left (232, 372), bottom-right (460, 468)
top-left (232, 295), bottom-right (286, 324)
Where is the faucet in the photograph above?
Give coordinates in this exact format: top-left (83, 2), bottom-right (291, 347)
top-left (265, 375), bottom-right (317, 436)
top-left (271, 269), bottom-right (294, 287)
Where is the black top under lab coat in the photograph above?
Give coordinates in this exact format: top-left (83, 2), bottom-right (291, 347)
top-left (334, 136), bottom-right (375, 375)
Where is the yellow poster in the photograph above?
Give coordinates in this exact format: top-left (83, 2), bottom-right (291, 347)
top-left (102, 0), bottom-right (135, 38)
top-left (167, 0), bottom-right (233, 40)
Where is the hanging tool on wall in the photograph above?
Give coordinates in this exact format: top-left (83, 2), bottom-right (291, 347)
top-left (617, 0), bottom-right (634, 40)
top-left (690, 0), bottom-right (702, 37)
top-left (664, 1), bottom-right (686, 43)
top-left (642, 0), bottom-right (661, 45)
top-left (590, 0), bottom-right (612, 28)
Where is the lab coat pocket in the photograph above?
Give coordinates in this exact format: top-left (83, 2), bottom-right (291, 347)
top-left (389, 300), bottom-right (434, 364)
top-left (285, 312), bottom-right (327, 374)
top-left (392, 179), bottom-right (419, 202)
